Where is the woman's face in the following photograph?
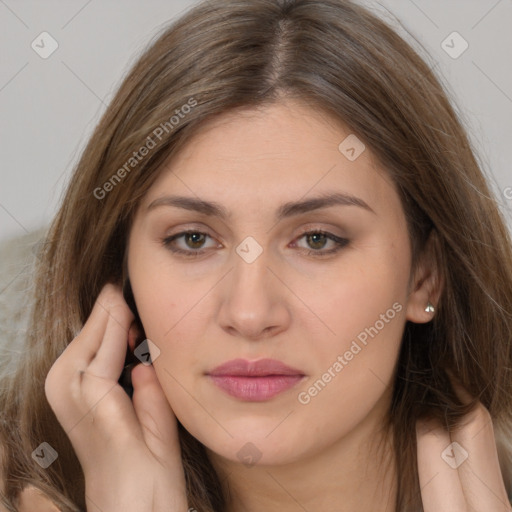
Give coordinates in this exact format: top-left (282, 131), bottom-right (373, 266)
top-left (127, 99), bottom-right (431, 467)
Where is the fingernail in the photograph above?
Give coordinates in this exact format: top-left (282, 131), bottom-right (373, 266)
top-left (128, 322), bottom-right (139, 352)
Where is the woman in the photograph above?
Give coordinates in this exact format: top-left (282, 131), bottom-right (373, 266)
top-left (1, 0), bottom-right (512, 510)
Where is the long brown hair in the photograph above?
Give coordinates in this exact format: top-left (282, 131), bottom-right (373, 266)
top-left (1, 0), bottom-right (512, 510)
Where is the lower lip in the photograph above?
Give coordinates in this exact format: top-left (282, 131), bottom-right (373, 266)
top-left (208, 375), bottom-right (304, 401)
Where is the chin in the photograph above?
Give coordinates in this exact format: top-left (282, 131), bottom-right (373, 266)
top-left (199, 428), bottom-right (314, 468)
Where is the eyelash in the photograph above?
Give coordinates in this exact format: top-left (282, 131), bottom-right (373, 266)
top-left (161, 229), bottom-right (349, 258)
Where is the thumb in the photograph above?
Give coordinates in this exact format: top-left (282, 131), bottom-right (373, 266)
top-left (131, 363), bottom-right (184, 474)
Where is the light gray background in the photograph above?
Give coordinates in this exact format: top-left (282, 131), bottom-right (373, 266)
top-left (1, 0), bottom-right (511, 243)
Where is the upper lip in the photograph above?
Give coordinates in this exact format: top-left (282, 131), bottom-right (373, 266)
top-left (207, 358), bottom-right (305, 377)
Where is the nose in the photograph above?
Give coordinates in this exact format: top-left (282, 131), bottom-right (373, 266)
top-left (216, 243), bottom-right (291, 341)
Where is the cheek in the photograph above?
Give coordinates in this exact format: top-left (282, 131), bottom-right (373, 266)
top-left (129, 240), bottom-right (204, 337)
top-left (134, 277), bottom-right (208, 362)
top-left (127, 248), bottom-right (209, 382)
top-left (298, 284), bottom-right (406, 407)
top-left (125, 230), bottom-right (410, 464)
top-left (305, 244), bottom-right (408, 351)
top-left (293, 241), bottom-right (409, 408)
top-left (293, 270), bottom-right (407, 446)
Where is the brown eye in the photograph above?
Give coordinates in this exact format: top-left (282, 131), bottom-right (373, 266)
top-left (162, 230), bottom-right (218, 257)
top-left (294, 230), bottom-right (349, 257)
top-left (305, 232), bottom-right (329, 250)
top-left (162, 229), bottom-right (348, 259)
top-left (184, 232), bottom-right (207, 249)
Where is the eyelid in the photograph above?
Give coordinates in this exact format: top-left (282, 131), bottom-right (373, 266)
top-left (161, 225), bottom-right (349, 258)
top-left (162, 229), bottom-right (221, 254)
top-left (290, 229), bottom-right (349, 256)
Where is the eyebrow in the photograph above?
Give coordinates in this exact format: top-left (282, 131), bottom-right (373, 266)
top-left (146, 192), bottom-right (376, 219)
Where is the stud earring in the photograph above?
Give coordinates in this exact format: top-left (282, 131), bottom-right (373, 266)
top-left (425, 301), bottom-right (435, 314)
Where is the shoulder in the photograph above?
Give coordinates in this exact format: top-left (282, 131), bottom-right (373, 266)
top-left (16, 485), bottom-right (62, 512)
top-left (1, 443), bottom-right (60, 512)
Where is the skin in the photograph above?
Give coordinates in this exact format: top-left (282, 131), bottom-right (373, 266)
top-left (43, 98), bottom-right (511, 512)
top-left (127, 98), bottom-right (430, 510)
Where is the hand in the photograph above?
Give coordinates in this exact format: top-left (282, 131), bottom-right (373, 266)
top-left (44, 283), bottom-right (189, 512)
top-left (416, 379), bottom-right (512, 511)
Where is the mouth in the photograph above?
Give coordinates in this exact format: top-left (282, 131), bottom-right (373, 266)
top-left (206, 358), bottom-right (306, 401)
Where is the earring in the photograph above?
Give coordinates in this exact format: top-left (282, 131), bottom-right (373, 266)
top-left (425, 301), bottom-right (435, 314)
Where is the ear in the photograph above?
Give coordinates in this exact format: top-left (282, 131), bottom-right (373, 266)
top-left (405, 228), bottom-right (444, 324)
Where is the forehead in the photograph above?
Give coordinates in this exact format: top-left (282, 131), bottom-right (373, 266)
top-left (140, 99), bottom-right (402, 220)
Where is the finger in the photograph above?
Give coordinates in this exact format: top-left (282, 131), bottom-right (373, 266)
top-left (128, 321), bottom-right (141, 353)
top-left (131, 363), bottom-right (184, 476)
top-left (450, 402), bottom-right (512, 511)
top-left (416, 418), bottom-right (467, 512)
top-left (45, 284), bottom-right (133, 425)
top-left (87, 299), bottom-right (132, 381)
top-left (54, 283), bottom-right (131, 370)
top-left (446, 374), bottom-right (511, 510)
top-left (44, 293), bottom-right (110, 410)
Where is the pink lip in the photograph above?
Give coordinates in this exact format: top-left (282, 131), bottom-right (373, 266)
top-left (206, 358), bottom-right (306, 401)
